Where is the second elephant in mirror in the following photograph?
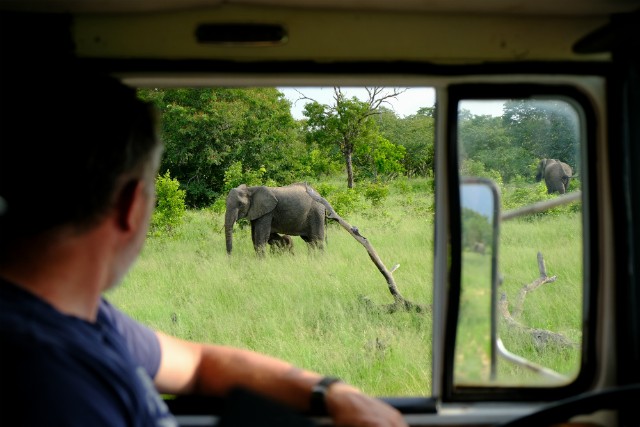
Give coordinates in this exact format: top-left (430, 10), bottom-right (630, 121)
top-left (225, 183), bottom-right (326, 256)
top-left (536, 158), bottom-right (573, 194)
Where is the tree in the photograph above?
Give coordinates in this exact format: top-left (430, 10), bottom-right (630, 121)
top-left (354, 134), bottom-right (406, 181)
top-left (461, 207), bottom-right (492, 250)
top-left (376, 107), bottom-right (435, 177)
top-left (458, 112), bottom-right (513, 180)
top-left (458, 99), bottom-right (579, 184)
top-left (138, 88), bottom-right (300, 207)
top-left (502, 100), bottom-right (579, 173)
top-left (302, 87), bottom-right (405, 188)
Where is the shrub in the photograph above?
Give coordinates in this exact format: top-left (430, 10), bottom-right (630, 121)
top-left (150, 171), bottom-right (186, 236)
top-left (223, 161), bottom-right (266, 193)
top-left (501, 182), bottom-right (581, 220)
top-left (361, 182), bottom-right (390, 207)
top-left (326, 188), bottom-right (363, 217)
top-left (460, 158), bottom-right (503, 187)
top-left (314, 182), bottom-right (340, 198)
top-left (210, 197), bottom-right (227, 214)
top-left (308, 148), bottom-right (343, 177)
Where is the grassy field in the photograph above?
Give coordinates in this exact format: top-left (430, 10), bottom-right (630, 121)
top-left (455, 213), bottom-right (582, 387)
top-left (107, 178), bottom-right (582, 396)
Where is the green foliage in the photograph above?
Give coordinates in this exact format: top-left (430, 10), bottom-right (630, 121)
top-left (375, 108), bottom-right (435, 177)
top-left (502, 100), bottom-right (579, 168)
top-left (461, 207), bottom-right (492, 249)
top-left (354, 135), bottom-right (406, 181)
top-left (459, 159), bottom-right (503, 187)
top-left (361, 182), bottom-right (390, 207)
top-left (326, 188), bottom-right (364, 216)
top-left (149, 171), bottom-right (186, 236)
top-left (210, 197), bottom-right (227, 214)
top-left (501, 182), bottom-right (581, 219)
top-left (307, 146), bottom-right (343, 177)
top-left (314, 182), bottom-right (340, 198)
top-left (137, 88), bottom-right (300, 208)
top-left (459, 100), bottom-right (579, 184)
top-left (303, 88), bottom-right (403, 188)
top-left (223, 161), bottom-right (266, 193)
top-left (222, 161), bottom-right (244, 192)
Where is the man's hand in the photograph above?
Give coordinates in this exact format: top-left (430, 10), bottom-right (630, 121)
top-left (325, 382), bottom-right (408, 427)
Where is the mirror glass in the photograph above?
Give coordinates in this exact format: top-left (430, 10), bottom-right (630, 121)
top-left (454, 98), bottom-right (583, 386)
top-left (454, 179), bottom-right (499, 383)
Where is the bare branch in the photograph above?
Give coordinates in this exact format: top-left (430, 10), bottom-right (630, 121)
top-left (305, 184), bottom-right (428, 313)
top-left (366, 86), bottom-right (408, 113)
top-left (500, 252), bottom-right (576, 350)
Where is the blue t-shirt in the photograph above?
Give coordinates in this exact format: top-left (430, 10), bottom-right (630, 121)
top-left (0, 279), bottom-right (178, 426)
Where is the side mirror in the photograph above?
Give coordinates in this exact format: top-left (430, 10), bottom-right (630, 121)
top-left (459, 177), bottom-right (501, 380)
top-left (458, 178), bottom-right (580, 385)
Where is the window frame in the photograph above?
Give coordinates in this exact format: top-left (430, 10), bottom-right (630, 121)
top-left (440, 82), bottom-right (600, 402)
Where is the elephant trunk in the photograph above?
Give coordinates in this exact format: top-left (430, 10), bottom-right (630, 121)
top-left (225, 209), bottom-right (238, 254)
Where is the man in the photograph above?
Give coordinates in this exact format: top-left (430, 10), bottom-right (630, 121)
top-left (0, 71), bottom-right (406, 427)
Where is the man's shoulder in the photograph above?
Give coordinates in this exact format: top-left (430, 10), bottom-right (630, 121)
top-left (0, 279), bottom-right (91, 341)
top-left (0, 283), bottom-right (175, 426)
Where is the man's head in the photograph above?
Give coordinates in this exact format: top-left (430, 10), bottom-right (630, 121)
top-left (0, 70), bottom-right (162, 266)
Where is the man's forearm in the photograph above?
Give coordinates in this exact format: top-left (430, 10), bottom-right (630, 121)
top-left (154, 331), bottom-right (321, 410)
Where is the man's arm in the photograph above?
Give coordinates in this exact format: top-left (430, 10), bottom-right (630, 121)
top-left (153, 331), bottom-right (407, 427)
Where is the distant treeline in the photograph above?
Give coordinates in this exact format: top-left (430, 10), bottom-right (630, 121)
top-left (139, 88), bottom-right (578, 208)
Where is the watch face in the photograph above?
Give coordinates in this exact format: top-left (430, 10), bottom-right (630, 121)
top-left (310, 377), bottom-right (342, 414)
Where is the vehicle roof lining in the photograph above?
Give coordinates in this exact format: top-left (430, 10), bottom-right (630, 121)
top-left (1, 0), bottom-right (639, 16)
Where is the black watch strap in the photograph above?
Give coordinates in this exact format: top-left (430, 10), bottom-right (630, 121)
top-left (310, 376), bottom-right (342, 414)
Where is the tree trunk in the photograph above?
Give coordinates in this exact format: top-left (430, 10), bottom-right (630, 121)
top-left (345, 149), bottom-right (354, 188)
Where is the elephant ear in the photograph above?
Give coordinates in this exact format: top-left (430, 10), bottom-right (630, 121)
top-left (247, 186), bottom-right (278, 220)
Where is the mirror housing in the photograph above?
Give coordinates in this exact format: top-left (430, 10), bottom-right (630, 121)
top-left (460, 177), bottom-right (501, 380)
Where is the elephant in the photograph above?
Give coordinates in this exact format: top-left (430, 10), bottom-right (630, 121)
top-left (267, 233), bottom-right (294, 254)
top-left (472, 242), bottom-right (486, 255)
top-left (225, 183), bottom-right (326, 256)
top-left (535, 158), bottom-right (573, 194)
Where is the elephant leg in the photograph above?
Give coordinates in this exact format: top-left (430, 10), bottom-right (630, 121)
top-left (301, 235), bottom-right (324, 251)
top-left (544, 179), bottom-right (552, 194)
top-left (251, 216), bottom-right (272, 256)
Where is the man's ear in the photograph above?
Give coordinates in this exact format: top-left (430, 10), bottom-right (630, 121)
top-left (114, 179), bottom-right (146, 232)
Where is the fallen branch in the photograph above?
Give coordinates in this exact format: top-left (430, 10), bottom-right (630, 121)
top-left (500, 252), bottom-right (576, 350)
top-left (305, 184), bottom-right (428, 313)
top-left (512, 252), bottom-right (557, 318)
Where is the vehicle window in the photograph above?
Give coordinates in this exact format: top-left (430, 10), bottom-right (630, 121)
top-left (106, 86), bottom-right (436, 397)
top-left (455, 97), bottom-right (584, 388)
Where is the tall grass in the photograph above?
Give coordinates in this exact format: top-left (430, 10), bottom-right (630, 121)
top-left (108, 178), bottom-right (434, 396)
top-left (108, 178), bottom-right (583, 396)
top-left (455, 212), bottom-right (582, 386)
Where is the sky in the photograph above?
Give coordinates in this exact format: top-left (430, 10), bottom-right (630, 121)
top-left (461, 183), bottom-right (496, 221)
top-left (279, 87), bottom-right (505, 119)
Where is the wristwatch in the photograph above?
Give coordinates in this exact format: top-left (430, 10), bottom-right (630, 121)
top-left (310, 376), bottom-right (342, 414)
